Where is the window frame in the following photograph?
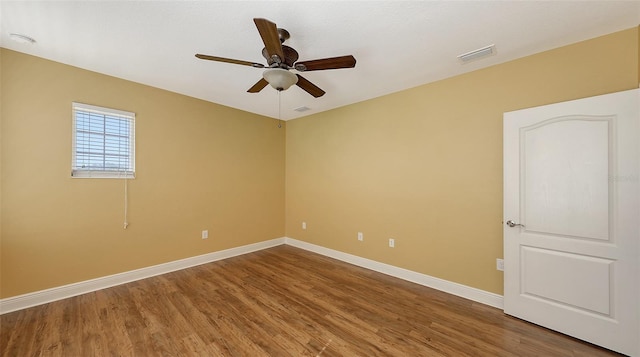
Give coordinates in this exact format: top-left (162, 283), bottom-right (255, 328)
top-left (71, 102), bottom-right (136, 179)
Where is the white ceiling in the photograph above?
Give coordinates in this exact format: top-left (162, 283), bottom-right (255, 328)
top-left (1, 1), bottom-right (639, 120)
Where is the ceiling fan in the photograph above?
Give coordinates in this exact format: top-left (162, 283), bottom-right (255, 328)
top-left (196, 18), bottom-right (356, 98)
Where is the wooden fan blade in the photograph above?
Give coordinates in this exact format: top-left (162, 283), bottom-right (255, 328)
top-left (253, 18), bottom-right (284, 63)
top-left (196, 54), bottom-right (265, 68)
top-left (295, 55), bottom-right (356, 71)
top-left (296, 75), bottom-right (325, 98)
top-left (247, 78), bottom-right (269, 93)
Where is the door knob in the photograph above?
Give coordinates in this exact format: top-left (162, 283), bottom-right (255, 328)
top-left (506, 220), bottom-right (525, 228)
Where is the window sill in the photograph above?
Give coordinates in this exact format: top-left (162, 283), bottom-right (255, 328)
top-left (71, 171), bottom-right (135, 179)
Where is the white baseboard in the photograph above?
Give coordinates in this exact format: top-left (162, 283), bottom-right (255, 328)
top-left (1, 236), bottom-right (503, 314)
top-left (285, 238), bottom-right (504, 309)
top-left (0, 238), bottom-right (286, 314)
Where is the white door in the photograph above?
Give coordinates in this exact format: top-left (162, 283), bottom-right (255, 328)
top-left (503, 89), bottom-right (639, 356)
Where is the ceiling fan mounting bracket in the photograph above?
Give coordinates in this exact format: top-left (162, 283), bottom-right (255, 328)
top-left (277, 28), bottom-right (290, 43)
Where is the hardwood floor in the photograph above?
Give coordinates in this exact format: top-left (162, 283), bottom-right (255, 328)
top-left (1, 245), bottom-right (621, 356)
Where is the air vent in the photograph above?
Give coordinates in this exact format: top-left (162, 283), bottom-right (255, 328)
top-left (457, 44), bottom-right (496, 63)
top-left (294, 106), bottom-right (311, 112)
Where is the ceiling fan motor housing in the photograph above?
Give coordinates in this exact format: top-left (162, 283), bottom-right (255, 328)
top-left (262, 45), bottom-right (299, 67)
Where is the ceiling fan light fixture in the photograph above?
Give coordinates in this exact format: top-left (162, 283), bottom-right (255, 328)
top-left (263, 68), bottom-right (298, 91)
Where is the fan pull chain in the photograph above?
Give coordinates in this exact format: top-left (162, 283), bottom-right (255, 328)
top-left (277, 90), bottom-right (282, 128)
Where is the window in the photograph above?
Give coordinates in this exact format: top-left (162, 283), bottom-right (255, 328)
top-left (72, 102), bottom-right (135, 178)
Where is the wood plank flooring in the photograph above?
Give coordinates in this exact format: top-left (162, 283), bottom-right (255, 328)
top-left (1, 245), bottom-right (622, 356)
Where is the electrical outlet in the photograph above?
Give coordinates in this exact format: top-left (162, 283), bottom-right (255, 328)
top-left (389, 238), bottom-right (395, 248)
top-left (302, 222), bottom-right (307, 230)
top-left (496, 258), bottom-right (504, 271)
top-left (202, 230), bottom-right (208, 239)
top-left (357, 232), bottom-right (363, 241)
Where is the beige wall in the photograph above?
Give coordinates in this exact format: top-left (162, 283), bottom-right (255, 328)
top-left (2, 27), bottom-right (638, 299)
top-left (285, 27), bottom-right (639, 295)
top-left (0, 49), bottom-right (285, 298)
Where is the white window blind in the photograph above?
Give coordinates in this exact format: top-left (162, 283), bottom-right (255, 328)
top-left (72, 102), bottom-right (135, 178)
